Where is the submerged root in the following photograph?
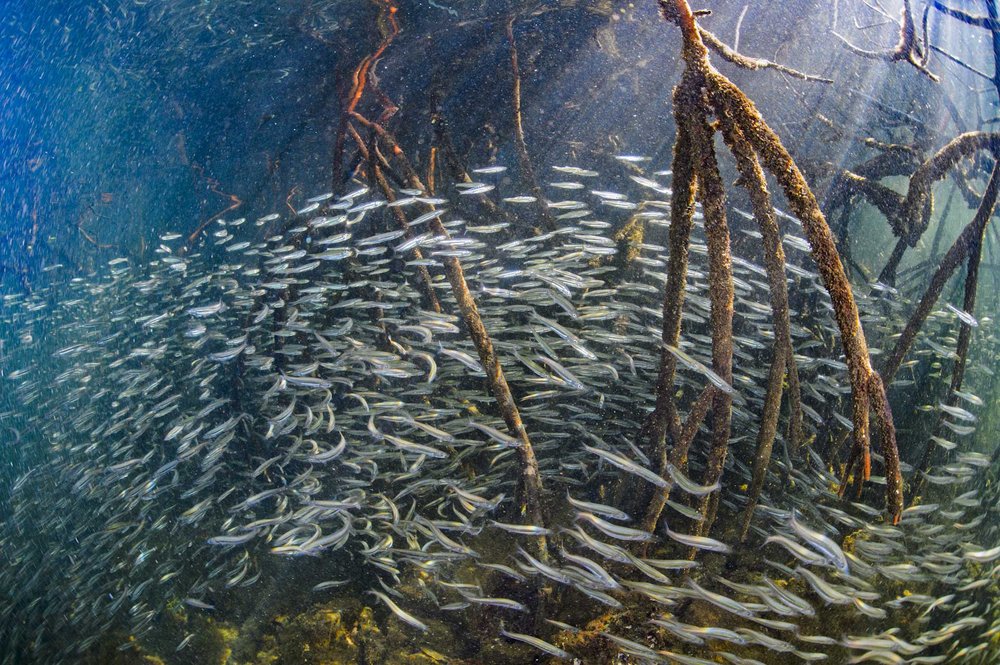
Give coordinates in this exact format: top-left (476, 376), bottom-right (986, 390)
top-left (506, 17), bottom-right (555, 232)
top-left (900, 132), bottom-right (1000, 245)
top-left (718, 118), bottom-right (795, 542)
top-left (351, 127), bottom-right (443, 314)
top-left (632, 81), bottom-right (698, 519)
top-left (641, 383), bottom-right (716, 537)
top-left (708, 70), bottom-right (902, 524)
top-left (650, 0), bottom-right (902, 527)
top-left (882, 158), bottom-right (1000, 384)
top-left (686, 89), bottom-right (735, 541)
top-left (832, 0), bottom-right (938, 81)
top-left (347, 113), bottom-right (550, 558)
top-left (907, 162), bottom-right (996, 500)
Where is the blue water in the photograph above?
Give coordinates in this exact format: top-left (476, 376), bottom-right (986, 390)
top-left (2, 2), bottom-right (999, 664)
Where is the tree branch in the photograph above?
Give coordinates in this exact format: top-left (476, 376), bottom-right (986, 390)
top-left (697, 24), bottom-right (833, 83)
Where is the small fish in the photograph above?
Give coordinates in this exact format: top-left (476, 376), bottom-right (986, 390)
top-left (685, 579), bottom-right (756, 618)
top-left (788, 509), bottom-right (849, 573)
top-left (552, 165), bottom-right (599, 176)
top-left (664, 525), bottom-right (731, 553)
top-left (208, 343), bottom-right (246, 362)
top-left (938, 402), bottom-right (977, 423)
top-left (466, 419), bottom-right (522, 448)
top-left (665, 498), bottom-right (703, 520)
top-left (964, 545), bottom-right (1000, 563)
top-left (410, 209), bottom-right (447, 226)
top-left (464, 596), bottom-right (527, 612)
top-left (576, 512), bottom-right (653, 542)
top-left (662, 344), bottom-right (733, 395)
top-left (566, 493), bottom-right (631, 521)
top-left (517, 547), bottom-right (573, 585)
top-left (490, 520), bottom-right (551, 536)
top-left (953, 389), bottom-right (984, 406)
top-left (665, 463), bottom-right (720, 496)
top-left (367, 590), bottom-right (428, 631)
top-left (590, 190), bottom-right (626, 201)
top-left (945, 302), bottom-right (978, 327)
top-left (942, 421), bottom-right (976, 436)
top-left (583, 443), bottom-right (666, 487)
top-left (764, 535), bottom-right (828, 567)
top-left (458, 183), bottom-right (495, 195)
top-left (207, 530), bottom-right (259, 547)
top-left (794, 567), bottom-right (853, 605)
top-left (499, 629), bottom-right (571, 659)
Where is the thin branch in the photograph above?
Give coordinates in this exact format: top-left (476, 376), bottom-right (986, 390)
top-left (346, 123), bottom-right (443, 315)
top-left (77, 223), bottom-right (114, 250)
top-left (183, 170), bottom-right (243, 252)
top-left (908, 195), bottom-right (988, 501)
top-left (733, 3), bottom-right (749, 53)
top-left (698, 24), bottom-right (833, 82)
top-left (929, 44), bottom-right (993, 82)
top-left (932, 1), bottom-right (1000, 30)
top-left (640, 384), bottom-right (716, 537)
top-left (506, 17), bottom-right (556, 231)
top-left (833, 0), bottom-right (939, 81)
top-left (686, 87), bottom-right (735, 543)
top-left (635, 78), bottom-right (697, 517)
top-left (429, 90), bottom-right (520, 237)
top-left (74, 202), bottom-right (115, 250)
top-left (332, 0), bottom-right (400, 188)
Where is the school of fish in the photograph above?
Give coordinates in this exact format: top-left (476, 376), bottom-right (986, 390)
top-left (0, 158), bottom-right (997, 664)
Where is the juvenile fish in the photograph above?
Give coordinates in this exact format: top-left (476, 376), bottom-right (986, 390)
top-left (794, 566), bottom-right (853, 605)
top-left (945, 302), bottom-right (978, 327)
top-left (367, 590), bottom-right (428, 631)
top-left (490, 521), bottom-right (551, 536)
top-left (938, 402), bottom-right (977, 422)
top-left (665, 463), bottom-right (720, 496)
top-left (662, 344), bottom-right (734, 395)
top-left (500, 629), bottom-right (571, 659)
top-left (583, 443), bottom-right (666, 487)
top-left (685, 579), bottom-right (756, 618)
top-left (964, 544), bottom-right (1000, 563)
top-left (664, 525), bottom-right (731, 554)
top-left (789, 509), bottom-right (849, 573)
top-left (566, 493), bottom-right (631, 522)
top-left (576, 512), bottom-right (653, 542)
top-left (764, 534), bottom-right (828, 567)
top-left (466, 419), bottom-right (522, 448)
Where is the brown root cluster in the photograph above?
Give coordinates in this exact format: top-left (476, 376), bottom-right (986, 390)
top-left (642, 0), bottom-right (904, 541)
top-left (881, 134), bottom-right (1000, 385)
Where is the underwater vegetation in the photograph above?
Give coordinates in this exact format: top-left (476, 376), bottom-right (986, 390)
top-left (2, 0), bottom-right (1000, 663)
